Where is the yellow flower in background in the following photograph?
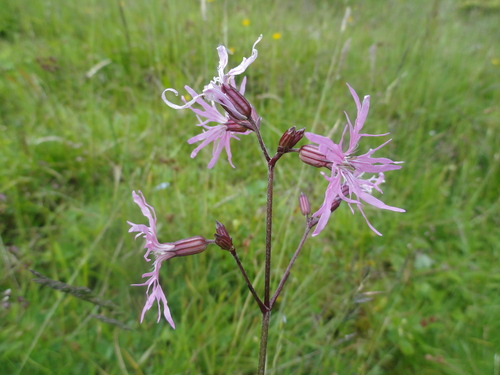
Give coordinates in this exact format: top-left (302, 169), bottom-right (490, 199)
top-left (491, 58), bottom-right (500, 66)
top-left (228, 47), bottom-right (235, 54)
top-left (272, 32), bottom-right (281, 40)
top-left (242, 19), bottom-right (250, 26)
top-left (184, 94), bottom-right (192, 101)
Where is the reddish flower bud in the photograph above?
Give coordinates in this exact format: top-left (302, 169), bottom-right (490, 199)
top-left (220, 83), bottom-right (253, 120)
top-left (220, 103), bottom-right (247, 121)
top-left (225, 120), bottom-right (251, 133)
top-left (214, 221), bottom-right (234, 252)
top-left (224, 114), bottom-right (259, 134)
top-left (224, 116), bottom-right (257, 133)
top-left (298, 193), bottom-right (311, 216)
top-left (172, 236), bottom-right (209, 256)
top-left (278, 127), bottom-right (305, 152)
top-left (299, 145), bottom-right (332, 169)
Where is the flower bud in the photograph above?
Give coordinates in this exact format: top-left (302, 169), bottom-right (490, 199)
top-left (220, 103), bottom-right (247, 121)
top-left (220, 83), bottom-right (253, 120)
top-left (225, 120), bottom-right (250, 133)
top-left (214, 221), bottom-right (234, 252)
top-left (278, 127), bottom-right (305, 152)
top-left (298, 193), bottom-right (310, 216)
top-left (298, 145), bottom-right (332, 169)
top-left (172, 236), bottom-right (209, 256)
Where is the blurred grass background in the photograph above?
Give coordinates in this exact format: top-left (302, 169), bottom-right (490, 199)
top-left (1, 0), bottom-right (499, 374)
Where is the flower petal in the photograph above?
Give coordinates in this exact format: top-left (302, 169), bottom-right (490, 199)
top-left (162, 88), bottom-right (203, 110)
top-left (226, 35), bottom-right (263, 78)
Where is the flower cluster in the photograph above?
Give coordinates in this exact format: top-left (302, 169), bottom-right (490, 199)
top-left (127, 36), bottom-right (405, 328)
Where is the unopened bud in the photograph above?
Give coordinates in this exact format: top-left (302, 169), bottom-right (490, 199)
top-left (214, 221), bottom-right (234, 251)
top-left (220, 83), bottom-right (253, 120)
top-left (278, 127), bottom-right (305, 152)
top-left (299, 145), bottom-right (332, 169)
top-left (172, 236), bottom-right (209, 256)
top-left (220, 103), bottom-right (247, 121)
top-left (224, 115), bottom-right (257, 133)
top-left (225, 120), bottom-right (250, 133)
top-left (298, 193), bottom-right (310, 216)
top-left (330, 184), bottom-right (350, 212)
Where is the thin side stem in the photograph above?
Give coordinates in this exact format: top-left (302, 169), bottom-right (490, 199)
top-left (251, 118), bottom-right (270, 162)
top-left (270, 225), bottom-right (313, 309)
top-left (230, 250), bottom-right (267, 313)
top-left (257, 310), bottom-right (271, 375)
top-left (256, 130), bottom-right (270, 162)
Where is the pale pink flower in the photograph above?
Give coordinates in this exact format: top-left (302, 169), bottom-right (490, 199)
top-left (304, 84), bottom-right (405, 236)
top-left (161, 36), bottom-right (262, 168)
top-left (182, 85), bottom-right (253, 168)
top-left (128, 191), bottom-right (208, 327)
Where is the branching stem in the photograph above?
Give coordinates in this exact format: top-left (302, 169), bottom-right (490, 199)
top-left (270, 224), bottom-right (313, 308)
top-left (230, 250), bottom-right (267, 313)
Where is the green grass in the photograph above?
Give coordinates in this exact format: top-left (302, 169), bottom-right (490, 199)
top-left (1, 0), bottom-right (499, 374)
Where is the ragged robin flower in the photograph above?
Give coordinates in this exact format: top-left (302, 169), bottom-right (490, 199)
top-left (128, 191), bottom-right (209, 327)
top-left (302, 84), bottom-right (405, 236)
top-left (161, 36), bottom-right (262, 168)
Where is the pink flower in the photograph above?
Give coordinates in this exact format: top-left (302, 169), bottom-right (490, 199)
top-left (128, 191), bottom-right (208, 327)
top-left (182, 84), bottom-right (253, 169)
top-left (161, 36), bottom-right (262, 168)
top-left (303, 84), bottom-right (405, 236)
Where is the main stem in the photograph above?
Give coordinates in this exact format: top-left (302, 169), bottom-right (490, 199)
top-left (264, 162), bottom-right (275, 305)
top-left (257, 310), bottom-right (271, 375)
top-left (257, 155), bottom-right (279, 374)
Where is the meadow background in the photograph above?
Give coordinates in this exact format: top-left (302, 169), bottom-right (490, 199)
top-left (1, 0), bottom-right (499, 374)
